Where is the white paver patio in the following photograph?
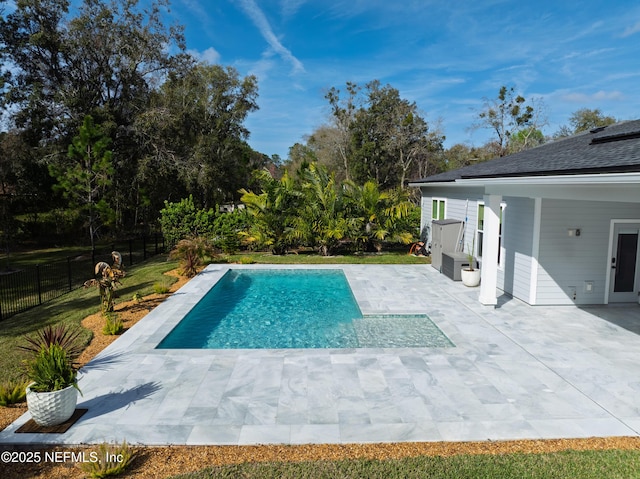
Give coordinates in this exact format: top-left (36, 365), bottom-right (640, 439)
top-left (2, 264), bottom-right (639, 445)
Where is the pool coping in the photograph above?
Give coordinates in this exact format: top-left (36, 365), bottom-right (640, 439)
top-left (2, 264), bottom-right (640, 445)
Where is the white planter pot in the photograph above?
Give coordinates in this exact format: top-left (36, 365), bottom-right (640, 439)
top-left (461, 268), bottom-right (481, 287)
top-left (26, 383), bottom-right (78, 427)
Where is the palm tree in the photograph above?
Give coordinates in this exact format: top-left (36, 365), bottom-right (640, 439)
top-left (344, 180), bottom-right (413, 251)
top-left (296, 163), bottom-right (358, 256)
top-left (239, 169), bottom-right (302, 255)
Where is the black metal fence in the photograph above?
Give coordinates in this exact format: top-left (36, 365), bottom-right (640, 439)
top-left (0, 234), bottom-right (165, 321)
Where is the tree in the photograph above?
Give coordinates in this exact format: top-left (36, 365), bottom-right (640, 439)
top-left (347, 80), bottom-right (441, 189)
top-left (343, 179), bottom-right (413, 252)
top-left (554, 108), bottom-right (617, 138)
top-left (475, 86), bottom-right (546, 157)
top-left (325, 82), bottom-right (361, 181)
top-left (296, 163), bottom-right (356, 256)
top-left (1, 0), bottom-right (188, 232)
top-left (49, 115), bottom-right (114, 249)
top-left (135, 63), bottom-right (259, 207)
top-left (239, 169), bottom-right (303, 255)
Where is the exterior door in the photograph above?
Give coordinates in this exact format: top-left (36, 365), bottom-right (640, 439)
top-left (609, 223), bottom-right (640, 302)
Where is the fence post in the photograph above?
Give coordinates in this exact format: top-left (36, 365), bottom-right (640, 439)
top-left (155, 233), bottom-right (159, 255)
top-left (36, 264), bottom-right (42, 305)
top-left (142, 235), bottom-right (147, 260)
top-left (128, 239), bottom-right (133, 266)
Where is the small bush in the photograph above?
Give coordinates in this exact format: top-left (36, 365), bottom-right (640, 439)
top-left (0, 379), bottom-right (28, 406)
top-left (102, 314), bottom-right (124, 336)
top-left (78, 441), bottom-right (136, 478)
top-left (131, 292), bottom-right (143, 302)
top-left (170, 237), bottom-right (216, 278)
top-left (153, 281), bottom-right (171, 294)
top-left (159, 195), bottom-right (217, 247)
top-left (212, 209), bottom-right (251, 254)
top-left (238, 256), bottom-right (256, 264)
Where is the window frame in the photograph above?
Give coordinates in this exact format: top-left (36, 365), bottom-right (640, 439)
top-left (431, 198), bottom-right (447, 221)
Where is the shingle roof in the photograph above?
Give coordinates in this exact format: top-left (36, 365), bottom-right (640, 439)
top-left (410, 119), bottom-right (640, 183)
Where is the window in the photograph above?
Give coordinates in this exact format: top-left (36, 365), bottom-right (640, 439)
top-left (432, 198), bottom-right (446, 220)
top-left (477, 202), bottom-right (505, 265)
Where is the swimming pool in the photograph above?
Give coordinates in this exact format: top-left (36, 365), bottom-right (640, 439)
top-left (157, 268), bottom-right (453, 349)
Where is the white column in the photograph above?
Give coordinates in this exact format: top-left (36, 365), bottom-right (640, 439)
top-left (479, 194), bottom-right (501, 306)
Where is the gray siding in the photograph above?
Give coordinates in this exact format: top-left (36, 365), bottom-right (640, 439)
top-left (536, 199), bottom-right (640, 305)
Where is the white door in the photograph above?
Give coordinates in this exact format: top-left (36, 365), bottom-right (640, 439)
top-left (609, 223), bottom-right (640, 302)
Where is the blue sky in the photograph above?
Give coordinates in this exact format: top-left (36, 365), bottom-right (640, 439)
top-left (159, 1), bottom-right (637, 158)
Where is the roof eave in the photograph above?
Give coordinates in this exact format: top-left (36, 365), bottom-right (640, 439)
top-left (409, 172), bottom-right (640, 189)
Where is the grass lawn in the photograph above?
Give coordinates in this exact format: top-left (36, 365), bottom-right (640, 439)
top-left (0, 255), bottom-right (179, 382)
top-left (222, 250), bottom-right (430, 264)
top-left (171, 449), bottom-right (640, 479)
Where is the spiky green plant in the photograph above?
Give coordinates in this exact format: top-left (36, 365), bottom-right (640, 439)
top-left (102, 313), bottom-right (124, 336)
top-left (79, 441), bottom-right (136, 478)
top-left (0, 379), bottom-right (28, 406)
top-left (25, 344), bottom-right (80, 393)
top-left (19, 324), bottom-right (84, 361)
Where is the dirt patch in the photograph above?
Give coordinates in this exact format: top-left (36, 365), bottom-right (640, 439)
top-left (2, 268), bottom-right (640, 478)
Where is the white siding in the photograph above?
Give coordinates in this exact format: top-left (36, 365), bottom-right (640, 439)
top-left (536, 199), bottom-right (640, 305)
top-left (499, 197), bottom-right (535, 302)
top-left (419, 187), bottom-right (484, 249)
top-left (418, 188), bottom-right (539, 304)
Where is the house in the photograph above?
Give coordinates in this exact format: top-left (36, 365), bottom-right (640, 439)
top-left (408, 120), bottom-right (640, 306)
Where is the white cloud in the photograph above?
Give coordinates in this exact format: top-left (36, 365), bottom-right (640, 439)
top-left (188, 47), bottom-right (221, 64)
top-left (562, 90), bottom-right (625, 103)
top-left (280, 0), bottom-right (306, 18)
top-left (235, 0), bottom-right (305, 74)
top-left (622, 20), bottom-right (640, 37)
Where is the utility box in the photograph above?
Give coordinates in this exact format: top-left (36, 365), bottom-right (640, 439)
top-left (442, 252), bottom-right (477, 281)
top-left (431, 219), bottom-right (463, 272)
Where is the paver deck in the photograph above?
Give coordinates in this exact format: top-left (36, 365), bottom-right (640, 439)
top-left (2, 264), bottom-right (639, 445)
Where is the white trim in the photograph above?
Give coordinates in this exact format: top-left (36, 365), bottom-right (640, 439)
top-left (528, 198), bottom-right (542, 305)
top-left (604, 219), bottom-right (640, 304)
top-left (409, 172), bottom-right (640, 188)
top-left (431, 197), bottom-right (447, 220)
top-left (477, 200), bottom-right (506, 269)
top-left (479, 194), bottom-right (502, 306)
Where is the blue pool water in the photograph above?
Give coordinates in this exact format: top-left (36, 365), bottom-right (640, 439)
top-left (156, 269), bottom-right (454, 349)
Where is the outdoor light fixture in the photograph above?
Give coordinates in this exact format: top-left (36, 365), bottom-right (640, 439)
top-left (568, 228), bottom-right (581, 237)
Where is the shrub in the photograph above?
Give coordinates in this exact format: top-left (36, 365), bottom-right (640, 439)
top-left (153, 281), bottom-right (170, 294)
top-left (0, 379), bottom-right (28, 406)
top-left (102, 313), bottom-right (124, 336)
top-left (169, 237), bottom-right (216, 278)
top-left (212, 209), bottom-right (252, 254)
top-left (78, 441), bottom-right (136, 478)
top-left (19, 324), bottom-right (84, 361)
top-left (25, 344), bottom-right (79, 393)
top-left (159, 195), bottom-right (217, 247)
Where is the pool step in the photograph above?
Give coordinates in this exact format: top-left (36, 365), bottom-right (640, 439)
top-left (352, 314), bottom-right (454, 348)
